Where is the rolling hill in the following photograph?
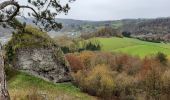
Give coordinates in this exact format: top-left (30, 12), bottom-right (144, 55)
top-left (1, 17), bottom-right (170, 39)
top-left (97, 37), bottom-right (170, 57)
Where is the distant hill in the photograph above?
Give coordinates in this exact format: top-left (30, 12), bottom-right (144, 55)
top-left (1, 17), bottom-right (170, 39)
top-left (122, 18), bottom-right (170, 35)
top-left (56, 17), bottom-right (170, 36)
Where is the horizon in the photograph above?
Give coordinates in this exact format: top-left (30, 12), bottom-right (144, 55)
top-left (18, 16), bottom-right (170, 22)
top-left (56, 16), bottom-right (170, 21)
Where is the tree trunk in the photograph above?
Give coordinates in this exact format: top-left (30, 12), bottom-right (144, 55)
top-left (0, 44), bottom-right (10, 100)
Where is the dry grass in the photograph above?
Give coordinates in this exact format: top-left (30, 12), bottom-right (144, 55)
top-left (8, 72), bottom-right (96, 100)
top-left (10, 88), bottom-right (80, 100)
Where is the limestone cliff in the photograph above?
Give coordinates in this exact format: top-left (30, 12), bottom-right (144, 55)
top-left (5, 26), bottom-right (71, 83)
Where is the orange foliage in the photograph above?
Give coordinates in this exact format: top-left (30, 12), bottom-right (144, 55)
top-left (138, 57), bottom-right (164, 80)
top-left (78, 51), bottom-right (96, 69)
top-left (65, 54), bottom-right (84, 72)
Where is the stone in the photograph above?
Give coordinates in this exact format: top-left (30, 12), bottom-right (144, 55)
top-left (14, 48), bottom-right (71, 83)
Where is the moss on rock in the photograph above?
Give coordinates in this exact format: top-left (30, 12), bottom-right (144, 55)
top-left (5, 25), bottom-right (68, 66)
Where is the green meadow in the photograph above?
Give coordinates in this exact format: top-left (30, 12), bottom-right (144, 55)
top-left (7, 71), bottom-right (96, 100)
top-left (97, 37), bottom-right (170, 58)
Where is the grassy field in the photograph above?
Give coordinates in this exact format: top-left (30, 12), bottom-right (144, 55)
top-left (7, 71), bottom-right (96, 100)
top-left (97, 37), bottom-right (170, 58)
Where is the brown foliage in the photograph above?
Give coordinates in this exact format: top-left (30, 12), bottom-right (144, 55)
top-left (73, 64), bottom-right (115, 98)
top-left (65, 54), bottom-right (84, 72)
top-left (78, 51), bottom-right (96, 69)
top-left (67, 51), bottom-right (170, 99)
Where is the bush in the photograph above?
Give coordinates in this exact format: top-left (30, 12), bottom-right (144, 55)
top-left (78, 51), bottom-right (95, 69)
top-left (5, 64), bottom-right (19, 80)
top-left (161, 70), bottom-right (170, 94)
top-left (156, 52), bottom-right (167, 65)
top-left (114, 73), bottom-right (137, 98)
top-left (69, 51), bottom-right (170, 99)
top-left (65, 54), bottom-right (84, 72)
top-left (110, 54), bottom-right (142, 74)
top-left (61, 46), bottom-right (70, 54)
top-left (81, 39), bottom-right (101, 51)
top-left (92, 52), bottom-right (115, 67)
top-left (73, 64), bottom-right (115, 98)
top-left (143, 65), bottom-right (162, 99)
top-left (122, 31), bottom-right (131, 38)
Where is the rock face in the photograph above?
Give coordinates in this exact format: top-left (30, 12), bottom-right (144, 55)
top-left (0, 44), bottom-right (10, 100)
top-left (15, 48), bottom-right (71, 83)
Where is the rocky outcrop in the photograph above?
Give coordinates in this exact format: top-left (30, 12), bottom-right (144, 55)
top-left (14, 48), bottom-right (71, 83)
top-left (0, 44), bottom-right (10, 100)
top-left (5, 26), bottom-right (72, 83)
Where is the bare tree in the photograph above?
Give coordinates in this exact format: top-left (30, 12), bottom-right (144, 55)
top-left (0, 0), bottom-right (75, 99)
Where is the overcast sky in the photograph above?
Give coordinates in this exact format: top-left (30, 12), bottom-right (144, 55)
top-left (19, 0), bottom-right (170, 21)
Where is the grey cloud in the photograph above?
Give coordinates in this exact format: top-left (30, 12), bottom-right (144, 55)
top-left (18, 0), bottom-right (170, 20)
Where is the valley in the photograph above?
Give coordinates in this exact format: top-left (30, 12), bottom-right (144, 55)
top-left (0, 0), bottom-right (170, 99)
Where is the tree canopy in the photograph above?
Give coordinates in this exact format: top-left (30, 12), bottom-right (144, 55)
top-left (0, 0), bottom-right (75, 31)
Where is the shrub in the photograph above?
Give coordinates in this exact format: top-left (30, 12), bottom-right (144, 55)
top-left (126, 58), bottom-right (142, 76)
top-left (122, 31), bottom-right (131, 38)
top-left (113, 54), bottom-right (132, 72)
top-left (69, 51), bottom-right (170, 99)
top-left (81, 39), bottom-right (101, 51)
top-left (65, 54), bottom-right (84, 72)
top-left (114, 72), bottom-right (137, 99)
top-left (156, 52), bottom-right (167, 65)
top-left (5, 64), bottom-right (19, 80)
top-left (92, 52), bottom-right (115, 67)
top-left (61, 46), bottom-right (70, 54)
top-left (73, 64), bottom-right (115, 98)
top-left (161, 70), bottom-right (170, 94)
top-left (78, 51), bottom-right (96, 69)
top-left (143, 65), bottom-right (162, 99)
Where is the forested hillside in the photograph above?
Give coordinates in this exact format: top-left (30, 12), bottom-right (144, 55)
top-left (1, 17), bottom-right (170, 38)
top-left (122, 18), bottom-right (170, 35)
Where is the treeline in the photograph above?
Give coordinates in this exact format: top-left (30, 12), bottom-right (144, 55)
top-left (122, 18), bottom-right (170, 42)
top-left (120, 18), bottom-right (170, 42)
top-left (134, 34), bottom-right (170, 43)
top-left (80, 27), bottom-right (123, 39)
top-left (54, 35), bottom-right (101, 54)
top-left (122, 18), bottom-right (170, 35)
top-left (66, 51), bottom-right (170, 100)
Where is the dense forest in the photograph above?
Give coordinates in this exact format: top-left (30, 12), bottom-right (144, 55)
top-left (122, 18), bottom-right (170, 35)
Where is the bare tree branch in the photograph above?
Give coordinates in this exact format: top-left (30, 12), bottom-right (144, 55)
top-left (20, 5), bottom-right (39, 18)
top-left (0, 1), bottom-right (20, 22)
